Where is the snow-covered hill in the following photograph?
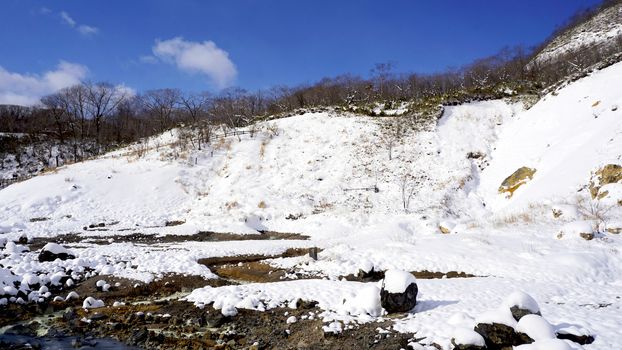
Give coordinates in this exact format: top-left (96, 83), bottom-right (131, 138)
top-left (1, 62), bottom-right (622, 348)
top-left (532, 2), bottom-right (622, 66)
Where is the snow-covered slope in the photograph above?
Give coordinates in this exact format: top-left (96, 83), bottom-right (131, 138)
top-left (477, 60), bottom-right (622, 212)
top-left (532, 2), bottom-right (622, 65)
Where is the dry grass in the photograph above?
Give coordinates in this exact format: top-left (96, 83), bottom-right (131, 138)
top-left (257, 201), bottom-right (267, 209)
top-left (224, 201), bottom-right (238, 211)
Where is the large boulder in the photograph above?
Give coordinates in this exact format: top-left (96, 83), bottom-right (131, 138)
top-left (498, 167), bottom-right (536, 198)
top-left (589, 164), bottom-right (622, 199)
top-left (474, 322), bottom-right (533, 349)
top-left (380, 269), bottom-right (418, 313)
top-left (38, 243), bottom-right (75, 262)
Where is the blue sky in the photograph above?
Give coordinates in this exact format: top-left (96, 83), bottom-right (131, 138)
top-left (0, 0), bottom-right (602, 104)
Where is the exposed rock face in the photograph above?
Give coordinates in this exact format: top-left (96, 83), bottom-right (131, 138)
top-left (474, 322), bottom-right (533, 349)
top-left (589, 164), bottom-right (622, 199)
top-left (498, 167), bottom-right (536, 197)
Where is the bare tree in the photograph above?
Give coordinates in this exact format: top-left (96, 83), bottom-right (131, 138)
top-left (140, 89), bottom-right (181, 132)
top-left (179, 92), bottom-right (211, 149)
top-left (40, 94), bottom-right (69, 144)
top-left (379, 118), bottom-right (405, 160)
top-left (85, 82), bottom-right (128, 148)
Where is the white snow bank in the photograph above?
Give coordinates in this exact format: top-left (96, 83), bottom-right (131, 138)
top-left (186, 279), bottom-right (383, 319)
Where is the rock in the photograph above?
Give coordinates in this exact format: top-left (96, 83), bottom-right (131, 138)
top-left (17, 235), bottom-right (28, 244)
top-left (128, 327), bottom-right (149, 345)
top-left (589, 164), bottom-right (622, 199)
top-left (510, 306), bottom-right (541, 321)
top-left (451, 340), bottom-right (486, 350)
top-left (38, 243), bottom-right (75, 262)
top-left (498, 167), bottom-right (536, 197)
top-left (503, 291), bottom-right (541, 322)
top-left (296, 299), bottom-right (319, 309)
top-left (580, 232), bottom-right (594, 240)
top-left (606, 226), bottom-right (621, 234)
top-left (206, 312), bottom-right (230, 328)
top-left (4, 322), bottom-right (39, 336)
top-left (451, 328), bottom-right (486, 350)
top-left (557, 331), bottom-right (595, 345)
top-left (474, 322), bottom-right (533, 349)
top-left (89, 313), bottom-right (107, 321)
top-left (165, 220), bottom-right (185, 226)
top-left (439, 225), bottom-right (451, 234)
top-left (380, 270), bottom-right (418, 313)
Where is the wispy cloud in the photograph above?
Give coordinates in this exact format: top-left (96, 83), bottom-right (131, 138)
top-left (0, 61), bottom-right (89, 106)
top-left (39, 7), bottom-right (51, 15)
top-left (78, 25), bottom-right (99, 36)
top-left (58, 10), bottom-right (99, 37)
top-left (151, 37), bottom-right (237, 89)
top-left (60, 11), bottom-right (76, 27)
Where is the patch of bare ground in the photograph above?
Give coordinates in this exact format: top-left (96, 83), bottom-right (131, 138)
top-left (49, 301), bottom-right (415, 349)
top-left (28, 231), bottom-right (309, 250)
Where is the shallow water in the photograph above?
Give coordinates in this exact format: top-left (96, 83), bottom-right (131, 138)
top-left (0, 334), bottom-right (138, 349)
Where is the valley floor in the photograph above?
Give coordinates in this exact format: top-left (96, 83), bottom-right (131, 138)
top-left (1, 62), bottom-right (622, 349)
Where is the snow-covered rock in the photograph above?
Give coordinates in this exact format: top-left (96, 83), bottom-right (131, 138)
top-left (502, 291), bottom-right (541, 321)
top-left (380, 269), bottom-right (418, 313)
top-left (516, 314), bottom-right (556, 341)
top-left (38, 243), bottom-right (75, 262)
top-left (82, 296), bottom-right (105, 309)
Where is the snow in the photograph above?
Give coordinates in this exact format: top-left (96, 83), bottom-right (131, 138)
top-left (41, 242), bottom-right (72, 255)
top-left (0, 59), bottom-right (621, 349)
top-left (82, 296), bottom-right (105, 309)
top-left (451, 327), bottom-right (485, 346)
top-left (382, 269), bottom-right (416, 293)
top-left (502, 291), bottom-right (540, 314)
top-left (516, 314), bottom-right (556, 340)
top-left (515, 338), bottom-right (580, 350)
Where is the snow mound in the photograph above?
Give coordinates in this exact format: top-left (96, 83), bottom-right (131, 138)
top-left (382, 269), bottom-right (416, 293)
top-left (452, 327), bottom-right (486, 346)
top-left (82, 296), bottom-right (104, 309)
top-left (502, 291), bottom-right (540, 314)
top-left (41, 242), bottom-right (72, 255)
top-left (516, 314), bottom-right (556, 341)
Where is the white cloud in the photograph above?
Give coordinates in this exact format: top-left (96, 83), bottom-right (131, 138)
top-left (78, 25), bottom-right (99, 36)
top-left (39, 7), bottom-right (52, 15)
top-left (0, 61), bottom-right (88, 106)
top-left (60, 11), bottom-right (76, 27)
top-left (59, 11), bottom-right (99, 36)
top-left (152, 37), bottom-right (237, 89)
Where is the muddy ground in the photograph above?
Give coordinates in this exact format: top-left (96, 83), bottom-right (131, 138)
top-left (0, 231), bottom-right (480, 349)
